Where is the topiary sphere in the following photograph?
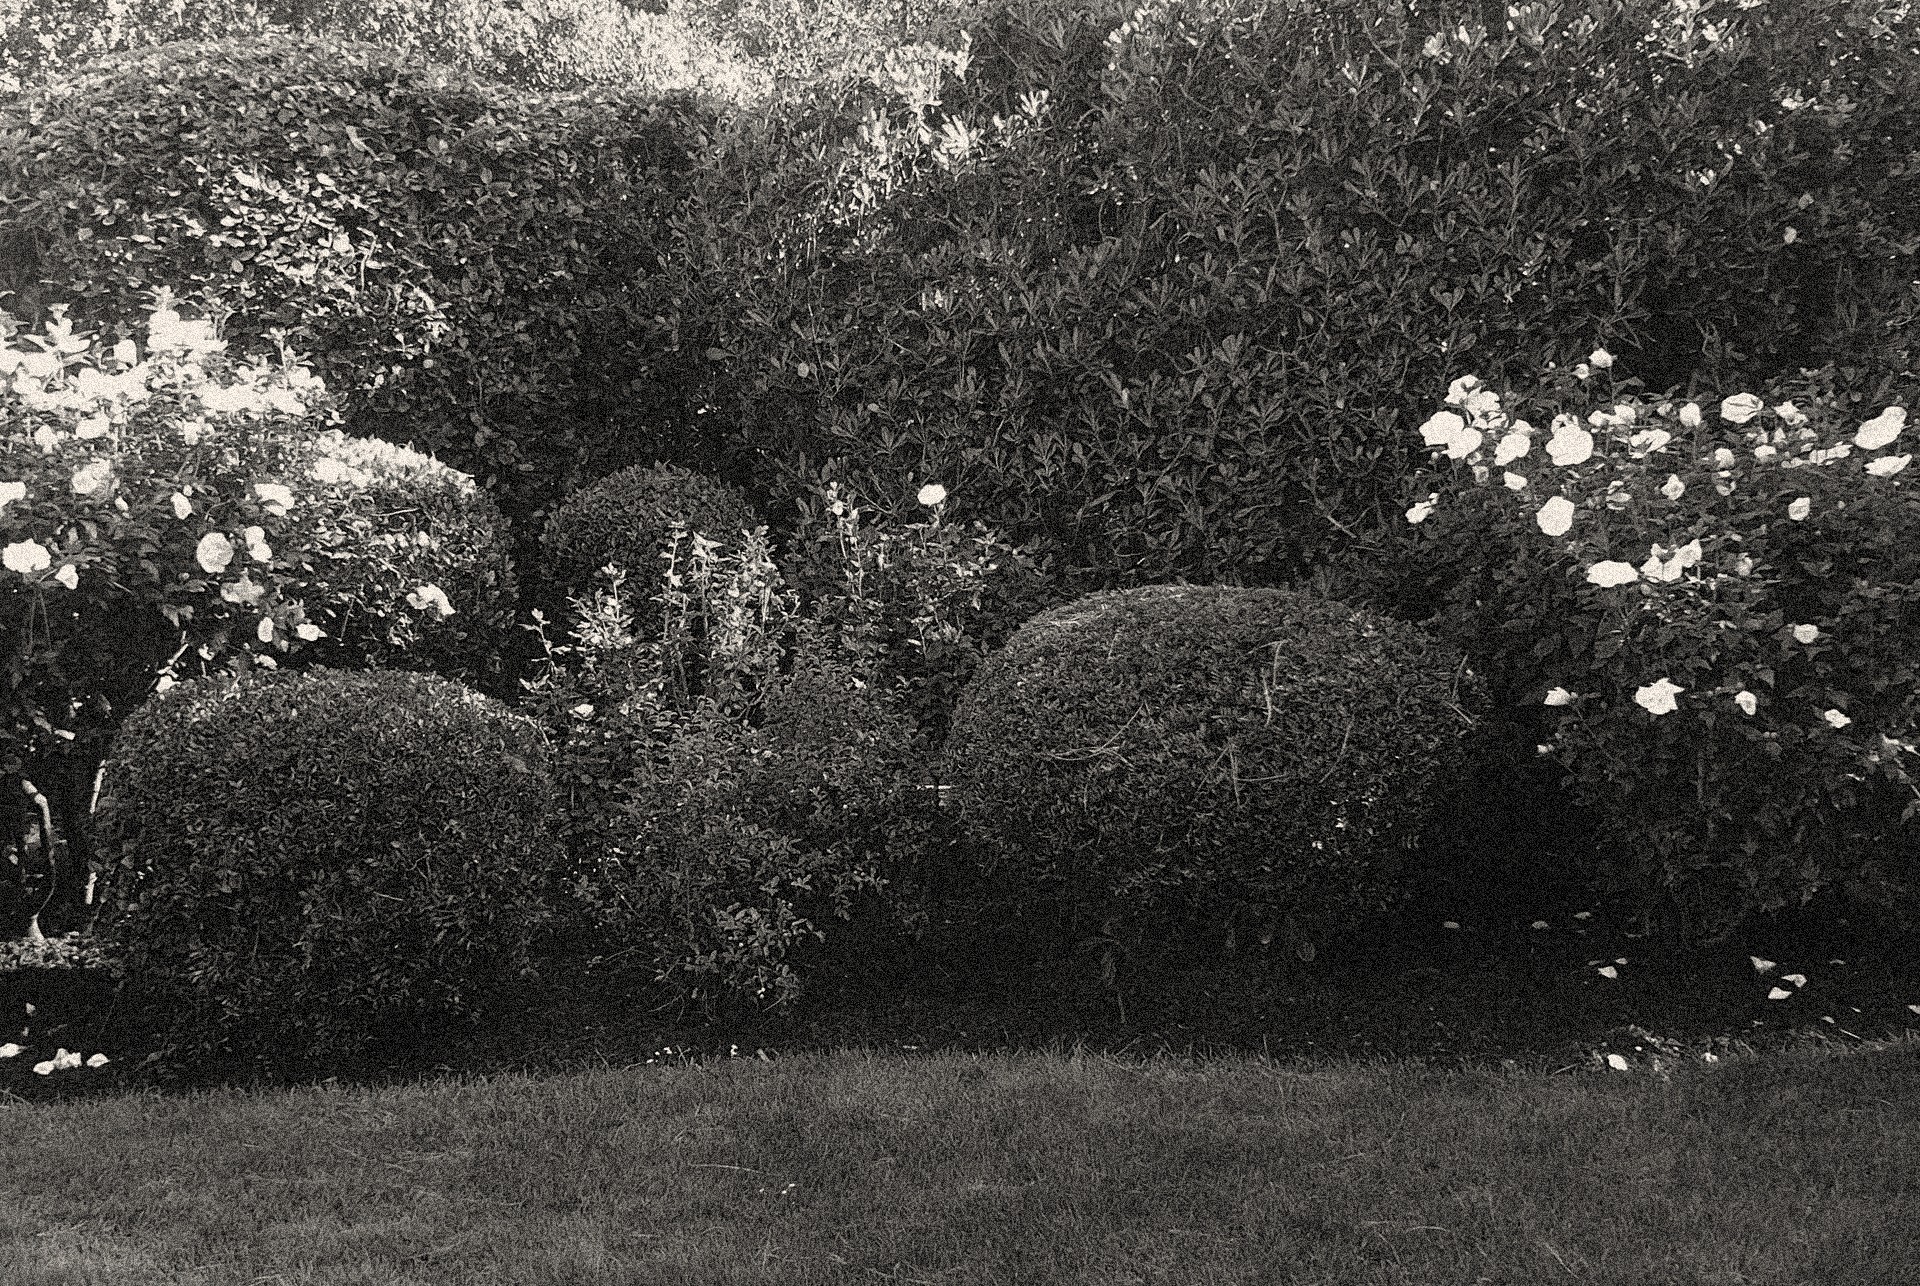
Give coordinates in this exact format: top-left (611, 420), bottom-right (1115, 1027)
top-left (939, 583), bottom-right (1487, 935)
top-left (91, 666), bottom-right (560, 1071)
top-left (540, 461), bottom-right (761, 592)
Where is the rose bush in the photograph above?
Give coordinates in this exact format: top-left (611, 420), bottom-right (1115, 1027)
top-left (1, 296), bottom-right (510, 922)
top-left (1393, 349), bottom-right (1920, 938)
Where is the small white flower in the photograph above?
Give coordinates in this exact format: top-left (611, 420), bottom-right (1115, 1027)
top-left (1544, 687), bottom-right (1575, 706)
top-left (244, 525), bottom-right (271, 562)
top-left (1866, 454), bottom-right (1910, 477)
top-left (1774, 401), bottom-right (1808, 427)
top-left (53, 564), bottom-right (78, 590)
top-left (170, 491), bottom-right (192, 519)
top-left (1585, 560), bottom-right (1639, 587)
top-left (32, 1060), bottom-right (54, 1075)
top-left (195, 531), bottom-right (235, 574)
top-left (295, 622), bottom-right (325, 641)
top-left (1823, 708), bottom-right (1851, 729)
top-left (1788, 496), bottom-right (1812, 520)
top-left (1660, 473), bottom-right (1686, 500)
top-left (1734, 554), bottom-right (1754, 576)
top-left (257, 616), bottom-right (275, 643)
top-left (1791, 624), bottom-right (1819, 645)
top-left (1531, 920), bottom-right (1551, 930)
top-left (1855, 406), bottom-right (1907, 450)
top-left (1734, 690), bottom-right (1758, 716)
top-left (220, 576), bottom-right (266, 606)
top-left (3, 540), bottom-right (51, 575)
top-left (1628, 429), bottom-right (1672, 457)
top-left (1546, 425), bottom-right (1595, 467)
top-left (917, 483), bottom-right (947, 506)
top-left (1753, 444), bottom-right (1778, 461)
top-left (1767, 986), bottom-right (1793, 1001)
top-left (405, 583), bottom-right (455, 617)
top-left (1419, 410), bottom-right (1467, 447)
top-left (0, 1042), bottom-right (20, 1058)
top-left (1502, 471), bottom-right (1528, 490)
top-left (1634, 677), bottom-right (1685, 716)
top-left (1784, 227), bottom-right (1798, 244)
top-left (1573, 363), bottom-right (1592, 381)
top-left (1493, 431), bottom-right (1531, 466)
top-left (1405, 495), bottom-right (1438, 524)
top-left (69, 459), bottom-right (113, 496)
top-left (0, 480), bottom-right (23, 507)
top-left (1536, 495), bottom-right (1576, 536)
top-left (1720, 393), bottom-right (1765, 424)
top-left (1673, 539), bottom-right (1703, 569)
top-left (1597, 966), bottom-right (1620, 980)
top-left (311, 456), bottom-right (352, 485)
top-left (571, 703), bottom-right (596, 718)
top-left (254, 482), bottom-right (295, 511)
top-left (1751, 956), bottom-right (1777, 974)
top-left (1589, 347), bottom-right (1615, 370)
top-left (1679, 403), bottom-right (1703, 428)
top-left (1445, 375), bottom-right (1483, 406)
top-left (112, 338), bottom-right (138, 366)
top-left (85, 1052), bottom-right (109, 1068)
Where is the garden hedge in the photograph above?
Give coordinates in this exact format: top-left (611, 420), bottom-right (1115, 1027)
top-left (0, 32), bottom-right (711, 532)
top-left (651, 0), bottom-right (1920, 613)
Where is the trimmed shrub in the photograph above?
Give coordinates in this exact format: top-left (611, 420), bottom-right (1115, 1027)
top-left (90, 667), bottom-right (558, 1070)
top-left (939, 583), bottom-right (1487, 942)
top-left (652, 0), bottom-right (1920, 607)
top-left (0, 33), bottom-right (710, 527)
top-left (298, 429), bottom-right (519, 692)
top-left (540, 462), bottom-right (761, 596)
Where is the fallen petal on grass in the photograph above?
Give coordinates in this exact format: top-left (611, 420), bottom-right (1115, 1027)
top-left (1784, 974), bottom-right (1808, 989)
top-left (1751, 957), bottom-right (1777, 974)
top-left (1596, 966), bottom-right (1619, 979)
top-left (1768, 987), bottom-right (1794, 1001)
top-left (1605, 1053), bottom-right (1630, 1071)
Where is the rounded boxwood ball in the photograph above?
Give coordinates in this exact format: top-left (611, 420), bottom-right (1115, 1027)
top-left (939, 583), bottom-right (1487, 933)
top-left (91, 666), bottom-right (560, 1069)
top-left (540, 462), bottom-right (760, 592)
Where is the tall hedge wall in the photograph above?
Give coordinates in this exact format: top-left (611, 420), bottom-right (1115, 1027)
top-left (0, 33), bottom-right (714, 530)
top-left (649, 0), bottom-right (1920, 601)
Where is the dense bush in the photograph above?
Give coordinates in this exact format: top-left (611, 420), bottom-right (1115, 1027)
top-left (778, 479), bottom-right (1058, 753)
top-left (524, 504), bottom-right (1020, 1006)
top-left (539, 462), bottom-right (761, 597)
top-left (650, 0), bottom-right (1920, 609)
top-left (298, 429), bottom-right (519, 691)
top-left (1390, 351), bottom-right (1920, 939)
top-left (90, 666), bottom-right (558, 1069)
top-left (940, 583), bottom-right (1488, 944)
top-left (581, 631), bottom-right (928, 1010)
top-left (0, 33), bottom-right (710, 529)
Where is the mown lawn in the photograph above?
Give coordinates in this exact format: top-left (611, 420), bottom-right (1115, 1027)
top-left (4, 1038), bottom-right (1917, 1285)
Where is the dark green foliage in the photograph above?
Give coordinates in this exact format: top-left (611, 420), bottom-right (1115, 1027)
top-left (573, 631), bottom-right (931, 1009)
top-left (940, 583), bottom-right (1487, 937)
top-left (90, 667), bottom-right (558, 1070)
top-left (0, 33), bottom-right (711, 527)
top-left (299, 431), bottom-right (520, 692)
top-left (651, 0), bottom-right (1920, 609)
top-left (539, 462), bottom-right (761, 594)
